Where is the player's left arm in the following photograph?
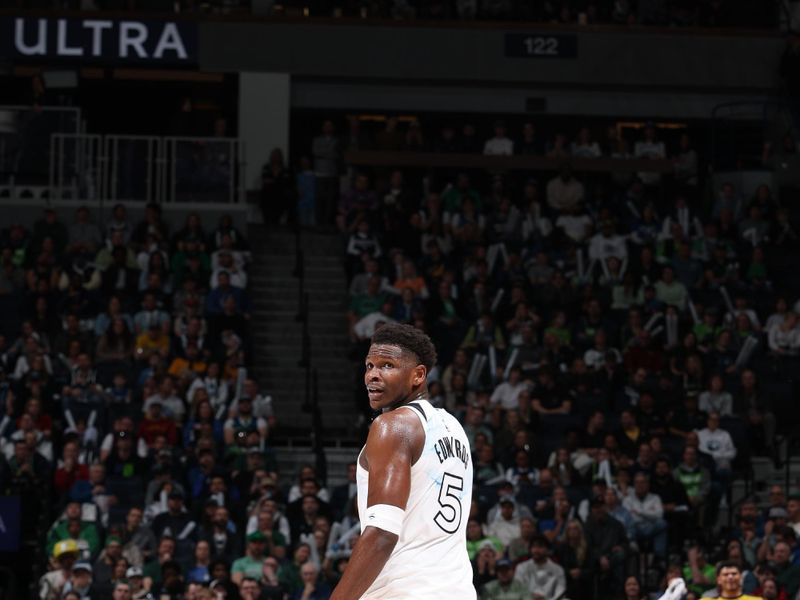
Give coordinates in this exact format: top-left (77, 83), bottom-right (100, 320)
top-left (330, 410), bottom-right (423, 600)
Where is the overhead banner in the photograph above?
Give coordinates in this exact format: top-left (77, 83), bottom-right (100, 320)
top-left (2, 17), bottom-right (197, 67)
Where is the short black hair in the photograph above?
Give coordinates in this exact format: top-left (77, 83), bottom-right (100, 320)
top-left (370, 323), bottom-right (437, 371)
top-left (529, 534), bottom-right (551, 550)
top-left (716, 560), bottom-right (742, 576)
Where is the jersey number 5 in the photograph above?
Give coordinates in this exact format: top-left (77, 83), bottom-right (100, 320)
top-left (434, 472), bottom-right (463, 534)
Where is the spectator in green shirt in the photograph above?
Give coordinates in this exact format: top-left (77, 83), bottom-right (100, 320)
top-left (682, 545), bottom-right (715, 595)
top-left (443, 173), bottom-right (482, 214)
top-left (481, 558), bottom-right (528, 600)
top-left (348, 277), bottom-right (388, 321)
top-left (466, 519), bottom-right (504, 561)
top-left (47, 502), bottom-right (101, 559)
top-left (654, 266), bottom-right (688, 311)
top-left (232, 531), bottom-right (269, 586)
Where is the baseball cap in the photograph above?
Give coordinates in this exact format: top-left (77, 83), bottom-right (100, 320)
top-left (477, 540), bottom-right (496, 553)
top-left (247, 531), bottom-right (267, 543)
top-left (496, 558), bottom-right (513, 569)
top-left (72, 562), bottom-right (92, 573)
top-left (168, 490), bottom-right (184, 500)
top-left (126, 566), bottom-right (143, 578)
top-left (53, 539), bottom-right (79, 558)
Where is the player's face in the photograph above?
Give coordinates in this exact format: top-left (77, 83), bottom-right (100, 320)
top-left (364, 344), bottom-right (424, 411)
top-left (717, 567), bottom-right (741, 594)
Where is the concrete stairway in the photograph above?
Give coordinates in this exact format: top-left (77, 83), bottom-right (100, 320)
top-left (248, 225), bottom-right (359, 443)
top-left (276, 446), bottom-right (361, 488)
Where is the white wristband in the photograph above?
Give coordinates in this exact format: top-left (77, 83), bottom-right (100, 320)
top-left (363, 503), bottom-right (405, 536)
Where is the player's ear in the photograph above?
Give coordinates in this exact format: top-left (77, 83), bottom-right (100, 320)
top-left (413, 364), bottom-right (426, 387)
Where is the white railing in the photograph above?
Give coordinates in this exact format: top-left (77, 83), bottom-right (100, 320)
top-left (48, 133), bottom-right (245, 204)
top-left (106, 135), bottom-right (161, 203)
top-left (50, 133), bottom-right (105, 201)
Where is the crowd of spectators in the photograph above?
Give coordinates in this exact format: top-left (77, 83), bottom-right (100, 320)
top-left (321, 114), bottom-right (800, 598)
top-left (1, 106), bottom-right (799, 600)
top-left (26, 0), bottom-right (779, 28)
top-left (0, 204), bottom-right (303, 599)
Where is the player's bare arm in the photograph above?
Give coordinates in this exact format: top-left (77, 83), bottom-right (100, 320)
top-left (330, 409), bottom-right (424, 600)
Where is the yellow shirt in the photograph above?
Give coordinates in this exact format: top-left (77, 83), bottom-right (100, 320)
top-left (700, 595), bottom-right (763, 600)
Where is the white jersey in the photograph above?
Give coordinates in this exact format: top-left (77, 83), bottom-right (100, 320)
top-left (357, 399), bottom-right (476, 600)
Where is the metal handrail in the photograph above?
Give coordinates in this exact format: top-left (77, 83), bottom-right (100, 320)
top-left (311, 368), bottom-right (327, 486)
top-left (784, 432), bottom-right (800, 492)
top-left (291, 227), bottom-right (327, 483)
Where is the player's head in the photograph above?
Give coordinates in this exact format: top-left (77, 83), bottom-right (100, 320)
top-left (715, 560), bottom-right (742, 596)
top-left (365, 323), bottom-right (437, 411)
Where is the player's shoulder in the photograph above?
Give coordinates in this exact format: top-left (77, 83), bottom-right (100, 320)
top-left (369, 408), bottom-right (424, 440)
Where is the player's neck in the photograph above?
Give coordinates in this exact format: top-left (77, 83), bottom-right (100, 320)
top-left (409, 390), bottom-right (428, 403)
top-left (383, 390), bottom-right (427, 412)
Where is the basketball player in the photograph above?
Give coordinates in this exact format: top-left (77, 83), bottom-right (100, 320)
top-left (330, 323), bottom-right (475, 600)
top-left (699, 561), bottom-right (762, 600)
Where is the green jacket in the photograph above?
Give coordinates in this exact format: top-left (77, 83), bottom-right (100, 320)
top-left (481, 579), bottom-right (529, 600)
top-left (46, 521), bottom-right (100, 558)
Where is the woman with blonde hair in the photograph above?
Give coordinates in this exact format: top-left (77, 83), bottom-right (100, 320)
top-left (555, 518), bottom-right (592, 599)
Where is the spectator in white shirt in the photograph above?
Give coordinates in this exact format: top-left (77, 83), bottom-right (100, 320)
top-left (622, 472), bottom-right (667, 557)
top-left (346, 220), bottom-right (382, 261)
top-left (486, 498), bottom-right (522, 548)
top-left (695, 411), bottom-right (737, 472)
top-left (555, 205), bottom-right (593, 244)
top-left (634, 124), bottom-right (666, 185)
top-left (210, 251), bottom-right (247, 289)
top-left (588, 220), bottom-right (628, 264)
top-left (349, 259), bottom-right (392, 297)
top-left (698, 374), bottom-right (733, 416)
top-left (768, 311), bottom-right (800, 356)
top-left (229, 378), bottom-right (275, 428)
top-left (483, 121), bottom-right (514, 156)
top-left (765, 297), bottom-right (790, 334)
top-left (490, 366), bottom-right (529, 411)
top-left (726, 296), bottom-right (761, 331)
top-left (143, 378), bottom-right (185, 423)
top-left (514, 535), bottom-right (567, 599)
top-left (547, 164), bottom-right (585, 214)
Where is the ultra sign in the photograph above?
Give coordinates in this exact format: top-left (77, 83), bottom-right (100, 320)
top-left (3, 17), bottom-right (197, 67)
